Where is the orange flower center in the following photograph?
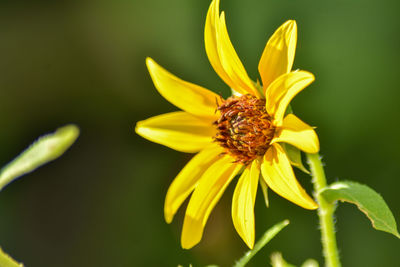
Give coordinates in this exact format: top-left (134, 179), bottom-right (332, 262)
top-left (214, 94), bottom-right (275, 165)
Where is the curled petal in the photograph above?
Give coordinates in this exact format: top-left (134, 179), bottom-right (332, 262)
top-left (261, 143), bottom-right (317, 210)
top-left (146, 57), bottom-right (220, 119)
top-left (272, 114), bottom-right (319, 154)
top-left (266, 71), bottom-right (315, 126)
top-left (258, 20), bottom-right (297, 91)
top-left (205, 0), bottom-right (260, 97)
top-left (164, 145), bottom-right (223, 223)
top-left (181, 156), bottom-right (242, 249)
top-left (232, 159), bottom-right (260, 249)
top-left (135, 111), bottom-right (216, 153)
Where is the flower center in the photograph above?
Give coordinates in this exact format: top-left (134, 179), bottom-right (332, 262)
top-left (214, 94), bottom-right (275, 165)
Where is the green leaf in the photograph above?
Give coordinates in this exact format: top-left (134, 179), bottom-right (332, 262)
top-left (259, 178), bottom-right (269, 208)
top-left (233, 220), bottom-right (290, 267)
top-left (282, 143), bottom-right (309, 174)
top-left (320, 181), bottom-right (400, 238)
top-left (0, 125), bottom-right (79, 191)
top-left (0, 247), bottom-right (23, 267)
top-left (285, 103), bottom-right (294, 115)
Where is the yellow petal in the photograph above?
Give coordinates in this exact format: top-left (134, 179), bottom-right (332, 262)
top-left (205, 0), bottom-right (232, 89)
top-left (181, 156), bottom-right (242, 249)
top-left (146, 57), bottom-right (220, 119)
top-left (135, 111), bottom-right (216, 153)
top-left (261, 143), bottom-right (317, 210)
top-left (164, 145), bottom-right (223, 223)
top-left (266, 71), bottom-right (314, 126)
top-left (204, 0), bottom-right (260, 97)
top-left (272, 114), bottom-right (319, 154)
top-left (232, 159), bottom-right (260, 249)
top-left (258, 20), bottom-right (297, 91)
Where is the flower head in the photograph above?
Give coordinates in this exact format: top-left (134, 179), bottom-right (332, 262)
top-left (136, 0), bottom-right (319, 249)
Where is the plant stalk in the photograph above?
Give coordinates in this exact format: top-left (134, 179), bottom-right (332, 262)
top-left (307, 153), bottom-right (341, 267)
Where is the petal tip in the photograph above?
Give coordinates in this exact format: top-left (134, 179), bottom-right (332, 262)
top-left (296, 198), bottom-right (318, 210)
top-left (164, 210), bottom-right (173, 224)
top-left (181, 242), bottom-right (194, 250)
top-left (300, 197), bottom-right (318, 210)
top-left (246, 243), bottom-right (254, 250)
top-left (306, 201), bottom-right (319, 210)
top-left (181, 217), bottom-right (201, 249)
top-left (145, 56), bottom-right (152, 64)
top-left (280, 19), bottom-right (297, 32)
top-left (145, 57), bottom-right (156, 71)
top-left (244, 238), bottom-right (255, 249)
top-left (284, 19), bottom-right (297, 29)
top-left (291, 70), bottom-right (316, 88)
top-left (301, 70), bottom-right (315, 82)
top-left (283, 20), bottom-right (297, 40)
top-left (134, 121), bottom-right (144, 135)
top-left (310, 144), bottom-right (320, 154)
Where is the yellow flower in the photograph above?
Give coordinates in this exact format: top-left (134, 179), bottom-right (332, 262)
top-left (136, 0), bottom-right (319, 249)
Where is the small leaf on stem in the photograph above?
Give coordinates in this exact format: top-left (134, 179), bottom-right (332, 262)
top-left (282, 143), bottom-right (310, 174)
top-left (259, 178), bottom-right (269, 207)
top-left (234, 220), bottom-right (289, 267)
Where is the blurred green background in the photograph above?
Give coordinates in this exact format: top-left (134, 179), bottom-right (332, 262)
top-left (0, 0), bottom-right (399, 266)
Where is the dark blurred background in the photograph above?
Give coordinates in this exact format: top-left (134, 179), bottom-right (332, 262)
top-left (0, 0), bottom-right (399, 266)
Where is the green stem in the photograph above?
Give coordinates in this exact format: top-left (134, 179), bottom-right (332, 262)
top-left (307, 153), bottom-right (341, 267)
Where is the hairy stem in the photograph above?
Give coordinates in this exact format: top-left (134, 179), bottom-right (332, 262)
top-left (307, 153), bottom-right (341, 267)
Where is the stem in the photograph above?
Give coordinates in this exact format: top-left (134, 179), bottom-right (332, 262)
top-left (307, 153), bottom-right (341, 267)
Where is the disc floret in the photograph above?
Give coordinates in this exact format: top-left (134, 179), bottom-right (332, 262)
top-left (214, 94), bottom-right (275, 164)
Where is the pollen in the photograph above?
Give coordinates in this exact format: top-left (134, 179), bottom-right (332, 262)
top-left (214, 94), bottom-right (275, 165)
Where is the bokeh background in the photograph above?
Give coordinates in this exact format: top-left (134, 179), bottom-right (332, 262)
top-left (0, 0), bottom-right (399, 266)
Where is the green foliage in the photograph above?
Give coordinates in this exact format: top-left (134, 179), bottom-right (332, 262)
top-left (259, 178), bottom-right (269, 207)
top-left (234, 220), bottom-right (290, 267)
top-left (320, 181), bottom-right (400, 238)
top-left (282, 143), bottom-right (309, 174)
top-left (0, 125), bottom-right (79, 191)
